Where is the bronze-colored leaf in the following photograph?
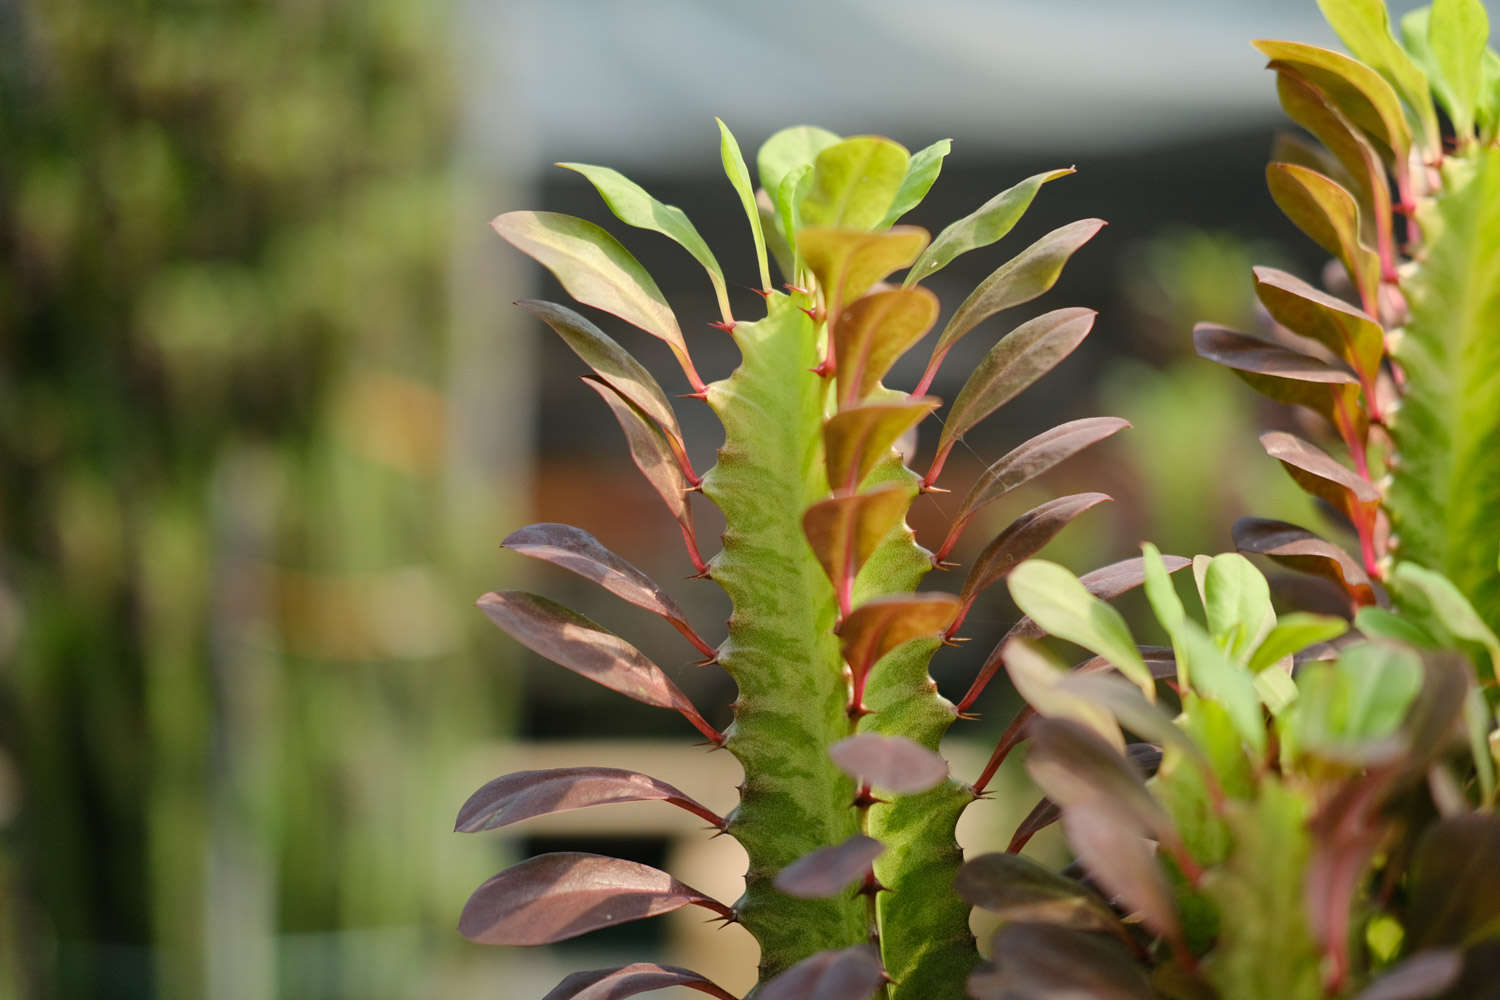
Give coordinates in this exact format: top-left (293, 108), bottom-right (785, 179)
top-left (503, 523), bottom-right (714, 657)
top-left (1192, 323), bottom-right (1365, 438)
top-left (937, 417), bottom-right (1130, 560)
top-left (970, 922), bottom-right (1158, 1000)
top-left (831, 287), bottom-right (941, 404)
top-left (1252, 266), bottom-right (1384, 379)
top-left (459, 852), bottom-right (729, 945)
top-left (543, 962), bottom-right (738, 1000)
top-left (830, 732), bottom-right (950, 795)
top-left (1007, 744), bottom-right (1163, 853)
top-left (582, 378), bottom-right (705, 573)
top-left (955, 493), bottom-right (1111, 621)
top-left (929, 308), bottom-right (1096, 482)
top-left (455, 766), bottom-right (723, 834)
top-left (1259, 431), bottom-right (1380, 526)
top-left (774, 834), bottom-right (885, 899)
top-left (837, 593), bottom-right (960, 696)
top-left (799, 227), bottom-right (929, 318)
top-left (1408, 815), bottom-right (1500, 950)
top-left (755, 945), bottom-right (886, 1000)
top-left (1232, 517), bottom-right (1376, 607)
top-left (476, 591), bottom-right (719, 742)
top-left (802, 484), bottom-right (911, 606)
top-left (1026, 718), bottom-right (1172, 842)
top-left (1351, 950), bottom-right (1463, 1000)
top-left (955, 852), bottom-right (1130, 939)
top-left (1265, 162), bottom-right (1381, 312)
top-left (823, 398), bottom-right (939, 492)
top-left (1062, 803), bottom-right (1183, 943)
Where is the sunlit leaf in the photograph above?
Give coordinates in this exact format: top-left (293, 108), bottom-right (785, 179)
top-left (802, 484), bottom-right (910, 596)
top-left (830, 732), bottom-right (949, 794)
top-left (542, 962), bottom-right (738, 1000)
top-left (1407, 814), bottom-right (1500, 948)
top-left (903, 167), bottom-right (1075, 287)
top-left (503, 523), bottom-right (713, 657)
top-left (937, 417), bottom-right (1130, 559)
top-left (774, 834), bottom-right (884, 899)
top-left (824, 398), bottom-right (938, 491)
top-left (716, 117), bottom-right (770, 292)
top-left (1315, 0), bottom-right (1440, 151)
top-left (1055, 671), bottom-right (1210, 774)
top-left (925, 219), bottom-right (1105, 374)
top-left (559, 162), bottom-right (731, 324)
top-left (800, 227), bottom-right (930, 319)
top-left (1252, 266), bottom-right (1384, 379)
top-left (955, 852), bottom-right (1130, 939)
top-left (755, 945), bottom-right (886, 1000)
top-left (455, 766), bottom-right (722, 833)
top-left (1008, 744), bottom-right (1163, 853)
top-left (837, 593), bottom-right (959, 692)
top-left (1007, 560), bottom-right (1153, 699)
top-left (1003, 637), bottom-right (1125, 752)
top-left (1287, 642), bottom-right (1422, 760)
top-left (758, 125), bottom-right (841, 229)
top-left (1261, 430), bottom-right (1381, 526)
top-left (1266, 162), bottom-right (1381, 310)
top-left (1026, 718), bottom-right (1172, 840)
top-left (1177, 621), bottom-right (1268, 757)
top-left (799, 136), bottom-right (911, 231)
top-left (879, 138), bottom-right (951, 228)
top-left (476, 591), bottom-right (717, 742)
top-left (956, 493), bottom-right (1111, 616)
top-left (970, 922), bottom-right (1158, 1000)
top-left (933, 308), bottom-right (1096, 472)
top-left (1233, 516), bottom-right (1376, 606)
top-left (493, 211), bottom-right (702, 390)
top-left (1389, 562), bottom-right (1500, 667)
top-left (1248, 612), bottom-right (1349, 672)
top-left (459, 852), bottom-right (727, 945)
top-left (756, 187), bottom-right (795, 282)
top-left (1193, 323), bottom-right (1364, 437)
top-left (1252, 39), bottom-right (1414, 165)
top-left (1203, 552), bottom-right (1277, 660)
top-left (775, 166), bottom-right (811, 266)
top-left (831, 286), bottom-right (940, 404)
top-left (1351, 950), bottom-right (1463, 1000)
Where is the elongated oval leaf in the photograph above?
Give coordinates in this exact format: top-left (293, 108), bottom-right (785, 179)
top-left (1408, 814), bottom-right (1500, 949)
top-left (1007, 743), bottom-right (1164, 852)
top-left (718, 118), bottom-right (771, 292)
top-left (459, 852), bottom-right (726, 945)
top-left (799, 136), bottom-right (911, 231)
top-left (831, 286), bottom-right (940, 403)
top-left (1266, 162), bottom-right (1381, 310)
top-left (455, 766), bottom-right (721, 833)
top-left (957, 493), bottom-right (1111, 614)
top-left (1253, 39), bottom-right (1413, 164)
top-left (758, 125), bottom-right (842, 220)
top-left (971, 922), bottom-right (1158, 1000)
top-left (1007, 560), bottom-right (1153, 699)
top-left (878, 137), bottom-right (951, 228)
top-left (824, 398), bottom-right (939, 491)
top-left (774, 834), bottom-right (885, 899)
top-left (1315, 0), bottom-right (1440, 151)
top-left (1428, 0), bottom-right (1489, 141)
top-left (802, 484), bottom-right (910, 594)
top-left (475, 591), bottom-right (717, 741)
top-left (1260, 430), bottom-right (1380, 524)
top-left (1248, 612), bottom-right (1350, 672)
top-left (1202, 551), bottom-right (1278, 660)
top-left (1389, 562), bottom-right (1500, 667)
top-left (755, 945), bottom-right (886, 1000)
top-left (955, 852), bottom-right (1130, 939)
top-left (904, 167), bottom-right (1075, 287)
top-left (1232, 516), bottom-right (1376, 606)
top-left (938, 417), bottom-right (1130, 558)
top-left (830, 732), bottom-right (949, 794)
top-left (1003, 637), bottom-right (1126, 753)
top-left (800, 228), bottom-right (930, 319)
top-left (837, 593), bottom-right (960, 688)
top-left (503, 523), bottom-right (712, 656)
top-left (1193, 323), bottom-right (1364, 435)
top-left (1351, 950), bottom-right (1463, 1000)
top-left (1062, 802), bottom-right (1183, 942)
top-left (542, 962), bottom-right (738, 1000)
top-left (559, 162), bottom-right (731, 323)
top-left (928, 218), bottom-right (1105, 365)
top-left (493, 211), bottom-right (700, 388)
top-left (1026, 717), bottom-right (1172, 841)
top-left (936, 308), bottom-right (1097, 462)
top-left (1252, 266), bottom-right (1384, 378)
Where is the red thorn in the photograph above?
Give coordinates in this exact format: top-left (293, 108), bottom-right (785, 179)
top-left (694, 653), bottom-right (720, 668)
top-left (919, 483), bottom-right (951, 495)
top-left (746, 285), bottom-right (772, 300)
top-left (852, 788), bottom-right (887, 809)
top-left (784, 282), bottom-right (808, 295)
top-left (678, 389), bottom-right (710, 401)
top-left (810, 358), bottom-right (835, 378)
top-left (708, 320), bottom-right (738, 333)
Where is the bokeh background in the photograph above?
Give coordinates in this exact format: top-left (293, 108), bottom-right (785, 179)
top-left (0, 1), bottom-right (1458, 997)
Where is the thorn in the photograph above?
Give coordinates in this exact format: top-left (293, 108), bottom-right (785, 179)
top-left (941, 634), bottom-right (969, 647)
top-left (685, 482), bottom-right (703, 494)
top-left (810, 358), bottom-right (835, 378)
top-left (932, 558), bottom-right (959, 570)
top-left (708, 320), bottom-right (738, 333)
top-left (687, 566), bottom-right (713, 581)
top-left (919, 483), bottom-right (951, 495)
top-left (956, 710), bottom-right (980, 722)
top-left (746, 285), bottom-right (772, 300)
top-left (852, 789), bottom-right (888, 809)
top-left (679, 389), bottom-right (709, 401)
top-left (694, 653), bottom-right (720, 668)
top-left (784, 282), bottom-right (808, 295)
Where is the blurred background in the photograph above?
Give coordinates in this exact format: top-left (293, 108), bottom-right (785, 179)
top-left (0, 1), bottom-right (1455, 997)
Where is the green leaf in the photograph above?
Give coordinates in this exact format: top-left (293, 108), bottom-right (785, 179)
top-left (716, 118), bottom-right (771, 292)
top-left (823, 399), bottom-right (939, 492)
top-left (1464, 685), bottom-right (1496, 804)
top-left (1355, 605), bottom-right (1442, 646)
top-left (1253, 39), bottom-right (1414, 166)
top-left (1426, 0), bottom-right (1489, 141)
top-left (1202, 553), bottom-right (1276, 661)
top-left (758, 125), bottom-right (841, 217)
top-left (1266, 161), bottom-right (1381, 310)
top-left (1252, 265), bottom-right (1384, 379)
top-left (1316, 0), bottom-right (1441, 152)
top-left (1141, 542), bottom-right (1189, 685)
top-left (1389, 562), bottom-right (1500, 668)
top-left (775, 165), bottom-right (812, 267)
top-left (492, 211), bottom-right (703, 390)
top-left (1286, 642), bottom-right (1423, 758)
top-left (800, 227), bottom-right (930, 319)
top-left (798, 136), bottom-right (911, 232)
top-left (1007, 559), bottom-right (1153, 699)
top-left (1178, 621), bottom-right (1267, 757)
top-left (1248, 612), bottom-right (1349, 673)
top-left (830, 287), bottom-right (940, 404)
top-left (1387, 148), bottom-right (1500, 637)
top-left (1480, 46), bottom-right (1500, 141)
top-left (879, 138), bottom-right (951, 228)
top-left (903, 167), bottom-right (1075, 287)
top-left (926, 218), bottom-right (1104, 370)
top-left (559, 161), bottom-right (732, 324)
top-left (934, 308), bottom-right (1095, 466)
top-left (1003, 637), bottom-right (1125, 752)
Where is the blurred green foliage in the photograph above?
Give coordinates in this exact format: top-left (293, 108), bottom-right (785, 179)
top-left (0, 2), bottom-right (508, 997)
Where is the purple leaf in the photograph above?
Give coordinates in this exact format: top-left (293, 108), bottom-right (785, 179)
top-left (823, 399), bottom-right (938, 492)
top-left (476, 591), bottom-right (719, 743)
top-left (1408, 815), bottom-right (1500, 949)
top-left (970, 922), bottom-right (1156, 999)
top-left (1025, 719), bottom-right (1171, 842)
top-left (455, 766), bottom-right (724, 834)
top-left (830, 733), bottom-right (949, 795)
top-left (1351, 950), bottom-right (1463, 1000)
top-left (954, 493), bottom-right (1111, 625)
top-left (955, 852), bottom-right (1130, 939)
top-left (831, 287), bottom-right (940, 405)
top-left (1259, 430), bottom-right (1380, 525)
top-left (836, 593), bottom-right (960, 704)
top-left (928, 308), bottom-right (1096, 484)
top-left (502, 523), bottom-right (715, 658)
top-left (1232, 517), bottom-right (1375, 607)
top-left (937, 417), bottom-right (1130, 561)
top-left (459, 852), bottom-right (730, 946)
top-left (1062, 802), bottom-right (1182, 943)
top-left (755, 945), bottom-right (886, 1000)
top-left (1252, 266), bottom-right (1384, 384)
top-left (541, 963), bottom-right (738, 1000)
top-left (773, 834), bottom-right (885, 899)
